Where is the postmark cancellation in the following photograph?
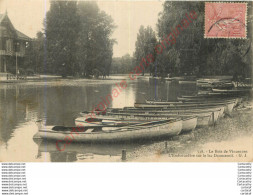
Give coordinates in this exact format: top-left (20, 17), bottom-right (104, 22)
top-left (205, 2), bottom-right (247, 39)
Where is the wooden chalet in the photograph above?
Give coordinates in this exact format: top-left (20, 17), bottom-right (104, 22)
top-left (0, 11), bottom-right (31, 76)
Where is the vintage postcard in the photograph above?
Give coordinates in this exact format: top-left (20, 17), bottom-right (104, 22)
top-left (0, 0), bottom-right (252, 162)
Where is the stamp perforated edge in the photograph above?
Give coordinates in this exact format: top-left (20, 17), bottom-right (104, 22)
top-left (204, 2), bottom-right (248, 39)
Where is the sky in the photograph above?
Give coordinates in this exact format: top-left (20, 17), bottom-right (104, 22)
top-left (0, 0), bottom-right (163, 57)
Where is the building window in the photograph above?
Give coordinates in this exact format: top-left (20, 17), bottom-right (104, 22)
top-left (15, 42), bottom-right (20, 52)
top-left (25, 42), bottom-right (29, 48)
top-left (6, 39), bottom-right (13, 52)
top-left (0, 39), bottom-right (6, 50)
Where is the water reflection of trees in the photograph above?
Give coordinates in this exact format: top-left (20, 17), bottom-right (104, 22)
top-left (0, 83), bottom-right (114, 144)
top-left (0, 85), bottom-right (39, 143)
top-left (139, 79), bottom-right (181, 101)
top-left (42, 84), bottom-right (113, 126)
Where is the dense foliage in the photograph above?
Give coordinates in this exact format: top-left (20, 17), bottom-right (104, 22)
top-left (155, 1), bottom-right (252, 77)
top-left (24, 1), bottom-right (252, 78)
top-left (26, 1), bottom-right (116, 77)
top-left (23, 32), bottom-right (45, 75)
top-left (133, 26), bottom-right (157, 75)
top-left (111, 54), bottom-right (134, 74)
top-left (76, 2), bottom-right (116, 78)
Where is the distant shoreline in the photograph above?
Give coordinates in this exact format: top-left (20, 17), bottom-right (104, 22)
top-left (0, 74), bottom-right (250, 84)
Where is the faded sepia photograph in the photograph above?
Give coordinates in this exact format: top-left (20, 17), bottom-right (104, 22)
top-left (0, 0), bottom-right (252, 162)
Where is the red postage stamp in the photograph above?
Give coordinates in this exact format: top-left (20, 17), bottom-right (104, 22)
top-left (205, 2), bottom-right (247, 38)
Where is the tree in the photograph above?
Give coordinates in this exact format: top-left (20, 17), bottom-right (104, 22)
top-left (46, 1), bottom-right (80, 77)
top-left (33, 32), bottom-right (45, 74)
top-left (22, 32), bottom-right (45, 75)
top-left (111, 54), bottom-right (133, 74)
top-left (76, 2), bottom-right (116, 77)
top-left (121, 54), bottom-right (133, 73)
top-left (134, 26), bottom-right (157, 76)
top-left (157, 2), bottom-right (203, 76)
top-left (149, 47), bottom-right (180, 77)
top-left (111, 57), bottom-right (122, 74)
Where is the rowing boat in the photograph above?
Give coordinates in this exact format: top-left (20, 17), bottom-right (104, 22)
top-left (75, 116), bottom-right (146, 127)
top-left (78, 107), bottom-right (220, 128)
top-left (179, 80), bottom-right (196, 84)
top-left (106, 106), bottom-right (225, 119)
top-left (197, 78), bottom-right (233, 89)
top-left (145, 100), bottom-right (183, 105)
top-left (104, 113), bottom-right (214, 128)
top-left (177, 96), bottom-right (242, 106)
top-left (35, 119), bottom-right (183, 143)
top-left (146, 98), bottom-right (236, 105)
top-left (134, 102), bottom-right (234, 115)
top-left (76, 115), bottom-right (197, 133)
top-left (137, 100), bottom-right (234, 107)
top-left (107, 114), bottom-right (202, 129)
top-left (75, 116), bottom-right (175, 127)
top-left (212, 88), bottom-right (251, 94)
top-left (178, 96), bottom-right (237, 100)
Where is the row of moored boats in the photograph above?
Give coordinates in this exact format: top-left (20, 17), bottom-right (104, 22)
top-left (34, 87), bottom-right (251, 143)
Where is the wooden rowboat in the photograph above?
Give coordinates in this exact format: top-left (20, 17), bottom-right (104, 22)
top-left (145, 100), bottom-right (183, 105)
top-left (104, 113), bottom-right (213, 128)
top-left (35, 119), bottom-right (183, 143)
top-left (177, 96), bottom-right (238, 102)
top-left (136, 100), bottom-right (234, 107)
top-left (177, 97), bottom-right (242, 107)
top-left (75, 116), bottom-right (175, 127)
top-left (75, 115), bottom-right (197, 133)
top-left (134, 102), bottom-right (234, 115)
top-left (78, 107), bottom-right (218, 128)
top-left (106, 107), bottom-right (225, 119)
top-left (75, 117), bottom-right (147, 127)
top-left (212, 88), bottom-right (251, 94)
top-left (146, 98), bottom-right (236, 105)
top-left (179, 80), bottom-right (196, 84)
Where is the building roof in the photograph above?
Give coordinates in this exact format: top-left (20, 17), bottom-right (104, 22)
top-left (16, 30), bottom-right (31, 41)
top-left (0, 12), bottom-right (31, 41)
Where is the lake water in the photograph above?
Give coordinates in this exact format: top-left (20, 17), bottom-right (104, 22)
top-left (0, 75), bottom-right (197, 162)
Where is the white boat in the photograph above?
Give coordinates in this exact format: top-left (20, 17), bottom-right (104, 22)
top-left (75, 116), bottom-right (171, 127)
top-left (77, 109), bottom-right (214, 129)
top-left (212, 88), bottom-right (251, 94)
top-left (105, 113), bottom-right (216, 128)
top-left (146, 98), bottom-right (237, 105)
top-left (179, 96), bottom-right (243, 107)
top-left (179, 80), bottom-right (196, 84)
top-left (105, 107), bottom-right (225, 120)
top-left (35, 119), bottom-right (183, 143)
top-left (101, 117), bottom-right (198, 133)
top-left (134, 102), bottom-right (233, 115)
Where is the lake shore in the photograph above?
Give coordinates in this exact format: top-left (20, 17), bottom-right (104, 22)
top-left (127, 100), bottom-right (253, 162)
top-left (0, 74), bottom-right (133, 84)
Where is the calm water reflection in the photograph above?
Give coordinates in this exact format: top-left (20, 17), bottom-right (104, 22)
top-left (0, 76), bottom-right (196, 162)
